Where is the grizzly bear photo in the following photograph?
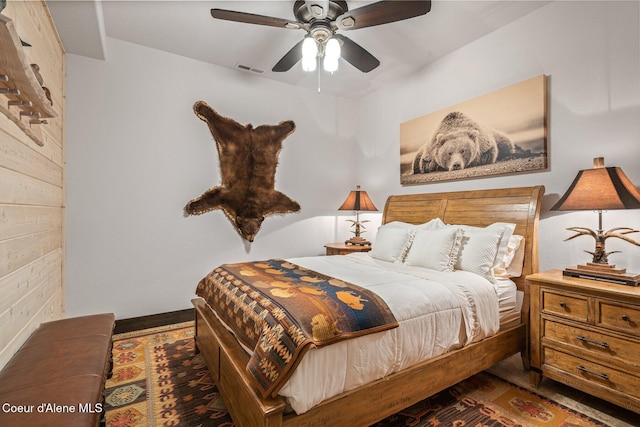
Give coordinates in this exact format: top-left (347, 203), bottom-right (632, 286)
top-left (400, 76), bottom-right (548, 185)
top-left (412, 111), bottom-right (515, 174)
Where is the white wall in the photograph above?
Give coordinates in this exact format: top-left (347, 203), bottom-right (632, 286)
top-left (67, 1), bottom-right (640, 319)
top-left (66, 37), bottom-right (357, 318)
top-left (351, 0), bottom-right (640, 274)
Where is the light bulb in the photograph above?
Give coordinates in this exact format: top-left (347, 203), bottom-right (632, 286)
top-left (323, 57), bottom-right (339, 73)
top-left (301, 37), bottom-right (318, 72)
top-left (325, 37), bottom-right (340, 60)
top-left (302, 56), bottom-right (317, 72)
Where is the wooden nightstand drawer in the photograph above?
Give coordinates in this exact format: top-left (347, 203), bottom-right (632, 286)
top-left (543, 319), bottom-right (640, 368)
top-left (325, 243), bottom-right (371, 256)
top-left (544, 347), bottom-right (640, 401)
top-left (598, 300), bottom-right (640, 336)
top-left (541, 290), bottom-right (588, 322)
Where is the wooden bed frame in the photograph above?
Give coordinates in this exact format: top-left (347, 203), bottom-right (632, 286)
top-left (192, 185), bottom-right (544, 427)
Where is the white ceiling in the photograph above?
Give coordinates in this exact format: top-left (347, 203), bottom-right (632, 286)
top-left (48, 0), bottom-right (550, 97)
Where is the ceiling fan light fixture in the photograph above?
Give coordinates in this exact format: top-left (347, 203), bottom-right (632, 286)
top-left (211, 0), bottom-right (432, 75)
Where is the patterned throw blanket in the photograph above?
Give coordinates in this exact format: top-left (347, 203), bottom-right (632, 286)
top-left (196, 259), bottom-right (398, 398)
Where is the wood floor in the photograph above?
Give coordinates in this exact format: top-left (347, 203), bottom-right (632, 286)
top-left (113, 308), bottom-right (194, 334)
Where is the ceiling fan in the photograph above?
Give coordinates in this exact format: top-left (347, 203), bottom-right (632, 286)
top-left (211, 1), bottom-right (432, 73)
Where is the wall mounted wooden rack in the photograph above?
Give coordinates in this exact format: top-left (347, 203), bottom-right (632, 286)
top-left (0, 14), bottom-right (57, 147)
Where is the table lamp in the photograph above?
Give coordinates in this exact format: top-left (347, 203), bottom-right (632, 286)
top-left (551, 157), bottom-right (640, 285)
top-left (338, 185), bottom-right (377, 246)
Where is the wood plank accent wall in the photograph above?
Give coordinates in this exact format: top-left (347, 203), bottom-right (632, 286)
top-left (0, 0), bottom-right (65, 369)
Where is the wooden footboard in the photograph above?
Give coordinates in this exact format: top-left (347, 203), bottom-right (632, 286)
top-left (284, 324), bottom-right (525, 426)
top-left (194, 297), bottom-right (525, 427)
top-left (193, 298), bottom-right (286, 427)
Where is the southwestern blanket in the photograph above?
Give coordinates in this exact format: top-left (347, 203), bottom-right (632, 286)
top-left (195, 259), bottom-right (398, 397)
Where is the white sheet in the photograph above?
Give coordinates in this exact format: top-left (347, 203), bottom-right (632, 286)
top-left (278, 253), bottom-right (502, 414)
top-left (496, 276), bottom-right (521, 328)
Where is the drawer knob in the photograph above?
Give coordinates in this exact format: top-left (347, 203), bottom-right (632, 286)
top-left (559, 302), bottom-right (568, 309)
top-left (576, 336), bottom-right (609, 348)
top-left (576, 365), bottom-right (609, 380)
top-left (622, 315), bottom-right (630, 322)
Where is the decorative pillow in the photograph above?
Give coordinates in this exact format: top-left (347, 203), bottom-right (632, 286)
top-left (370, 226), bottom-right (416, 263)
top-left (383, 221), bottom-right (419, 230)
top-left (417, 218), bottom-right (446, 230)
top-left (506, 236), bottom-right (526, 277)
top-left (494, 235), bottom-right (525, 278)
top-left (404, 227), bottom-right (464, 272)
top-left (454, 222), bottom-right (516, 283)
top-left (383, 218), bottom-right (445, 230)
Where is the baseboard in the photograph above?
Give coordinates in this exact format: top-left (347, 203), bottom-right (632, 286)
top-left (114, 308), bottom-right (195, 334)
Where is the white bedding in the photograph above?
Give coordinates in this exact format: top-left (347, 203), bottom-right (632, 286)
top-left (277, 252), bottom-right (505, 414)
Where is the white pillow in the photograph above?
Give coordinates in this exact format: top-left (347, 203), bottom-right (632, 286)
top-left (404, 227), bottom-right (464, 272)
top-left (370, 226), bottom-right (415, 263)
top-left (418, 218), bottom-right (446, 230)
top-left (383, 218), bottom-right (445, 231)
top-left (454, 223), bottom-right (516, 283)
top-left (494, 235), bottom-right (525, 278)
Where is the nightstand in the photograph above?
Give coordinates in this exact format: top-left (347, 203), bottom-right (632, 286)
top-left (527, 270), bottom-right (640, 413)
top-left (324, 243), bottom-right (371, 256)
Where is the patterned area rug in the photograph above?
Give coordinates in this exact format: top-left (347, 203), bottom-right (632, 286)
top-left (105, 324), bottom-right (608, 427)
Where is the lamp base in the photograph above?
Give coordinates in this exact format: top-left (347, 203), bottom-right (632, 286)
top-left (563, 265), bottom-right (640, 286)
top-left (576, 262), bottom-right (627, 274)
top-left (345, 236), bottom-right (371, 246)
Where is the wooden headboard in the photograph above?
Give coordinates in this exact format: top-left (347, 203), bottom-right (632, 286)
top-left (382, 186), bottom-right (545, 290)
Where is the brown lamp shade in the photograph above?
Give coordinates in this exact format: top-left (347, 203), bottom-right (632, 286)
top-left (551, 159), bottom-right (640, 211)
top-left (338, 185), bottom-right (378, 211)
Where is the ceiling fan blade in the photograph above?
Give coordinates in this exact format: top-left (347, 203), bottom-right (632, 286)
top-left (272, 39), bottom-right (305, 72)
top-left (305, 1), bottom-right (329, 19)
top-left (336, 0), bottom-right (431, 31)
top-left (211, 9), bottom-right (304, 30)
top-left (334, 34), bottom-right (380, 73)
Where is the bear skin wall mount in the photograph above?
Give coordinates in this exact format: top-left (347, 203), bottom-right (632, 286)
top-left (412, 111), bottom-right (515, 174)
top-left (184, 101), bottom-right (300, 241)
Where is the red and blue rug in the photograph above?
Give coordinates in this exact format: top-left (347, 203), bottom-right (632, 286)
top-left (104, 324), bottom-right (610, 427)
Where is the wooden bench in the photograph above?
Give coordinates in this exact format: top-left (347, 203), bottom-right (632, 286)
top-left (0, 313), bottom-right (115, 427)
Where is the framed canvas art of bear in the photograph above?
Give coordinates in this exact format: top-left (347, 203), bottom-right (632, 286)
top-left (400, 75), bottom-right (548, 185)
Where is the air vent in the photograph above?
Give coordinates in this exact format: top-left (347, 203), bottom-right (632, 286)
top-left (235, 63), bottom-right (264, 74)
